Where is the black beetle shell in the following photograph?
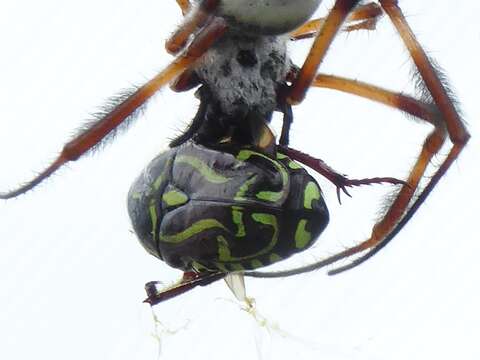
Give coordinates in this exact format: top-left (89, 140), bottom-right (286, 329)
top-left (128, 142), bottom-right (328, 272)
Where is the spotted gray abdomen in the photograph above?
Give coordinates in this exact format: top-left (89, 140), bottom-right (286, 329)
top-left (195, 33), bottom-right (290, 121)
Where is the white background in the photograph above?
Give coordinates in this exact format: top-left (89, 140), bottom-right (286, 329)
top-left (0, 1), bottom-right (479, 359)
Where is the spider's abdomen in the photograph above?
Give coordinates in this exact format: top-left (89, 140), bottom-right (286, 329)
top-left (128, 143), bottom-right (329, 272)
top-left (195, 33), bottom-right (289, 120)
top-left (218, 0), bottom-right (322, 35)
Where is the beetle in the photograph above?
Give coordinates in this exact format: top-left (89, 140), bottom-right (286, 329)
top-left (0, 0), bottom-right (469, 305)
top-left (129, 141), bottom-right (332, 303)
top-left (129, 142), bottom-right (329, 272)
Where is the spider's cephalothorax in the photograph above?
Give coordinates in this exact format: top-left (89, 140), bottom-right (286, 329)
top-left (128, 142), bottom-right (329, 272)
top-left (176, 33), bottom-right (290, 147)
top-left (171, 1), bottom-right (323, 148)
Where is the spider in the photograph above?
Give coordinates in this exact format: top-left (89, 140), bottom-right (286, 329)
top-left (0, 0), bottom-right (469, 306)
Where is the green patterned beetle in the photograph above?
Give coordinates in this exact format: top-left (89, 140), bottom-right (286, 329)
top-left (128, 142), bottom-right (329, 282)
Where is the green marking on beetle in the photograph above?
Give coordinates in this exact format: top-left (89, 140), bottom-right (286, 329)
top-left (295, 219), bottom-right (312, 249)
top-left (152, 157), bottom-right (172, 190)
top-left (237, 150), bottom-right (289, 204)
top-left (288, 160), bottom-right (302, 170)
top-left (215, 213), bottom-right (279, 263)
top-left (234, 175), bottom-right (258, 201)
top-left (269, 253), bottom-right (282, 263)
top-left (276, 152), bottom-right (287, 160)
top-left (159, 219), bottom-right (228, 243)
top-left (250, 259), bottom-right (263, 268)
top-left (191, 261), bottom-right (209, 272)
top-left (232, 206), bottom-right (246, 237)
top-left (256, 190), bottom-right (282, 202)
top-left (149, 200), bottom-right (158, 241)
top-left (236, 150), bottom-right (253, 162)
top-left (213, 262), bottom-right (229, 272)
top-left (217, 235), bottom-right (231, 261)
top-left (250, 213), bottom-right (279, 255)
top-left (304, 181), bottom-right (321, 209)
top-left (230, 263), bottom-right (245, 271)
top-left (162, 190), bottom-right (188, 207)
top-left (131, 192), bottom-right (142, 200)
top-left (176, 155), bottom-right (230, 184)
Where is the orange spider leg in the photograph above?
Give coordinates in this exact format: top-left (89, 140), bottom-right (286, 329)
top-left (175, 0), bottom-right (191, 15)
top-left (290, 2), bottom-right (382, 40)
top-left (0, 16), bottom-right (227, 200)
top-left (326, 0), bottom-right (470, 273)
top-left (166, 0), bottom-right (219, 54)
top-left (245, 67), bottom-right (469, 279)
top-left (313, 74), bottom-right (437, 125)
top-left (288, 0), bottom-right (361, 104)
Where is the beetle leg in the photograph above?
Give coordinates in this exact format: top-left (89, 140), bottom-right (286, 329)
top-left (288, 0), bottom-right (361, 104)
top-left (0, 16), bottom-right (227, 199)
top-left (144, 272), bottom-right (226, 306)
top-left (279, 145), bottom-right (406, 204)
top-left (290, 2), bottom-right (382, 41)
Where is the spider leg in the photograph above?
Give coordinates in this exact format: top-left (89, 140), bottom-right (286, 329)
top-left (327, 0), bottom-right (470, 274)
top-left (0, 15), bottom-right (227, 200)
top-left (290, 2), bottom-right (382, 40)
top-left (312, 74), bottom-right (437, 125)
top-left (275, 82), bottom-right (294, 146)
top-left (175, 0), bottom-right (191, 15)
top-left (166, 0), bottom-right (219, 54)
top-left (287, 0), bottom-right (361, 104)
top-left (245, 3), bottom-right (470, 279)
top-left (169, 86), bottom-right (210, 147)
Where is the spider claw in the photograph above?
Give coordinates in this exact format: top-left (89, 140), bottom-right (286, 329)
top-left (336, 185), bottom-right (353, 204)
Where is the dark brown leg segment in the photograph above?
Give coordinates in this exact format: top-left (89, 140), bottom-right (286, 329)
top-left (279, 145), bottom-right (406, 204)
top-left (144, 272), bottom-right (226, 306)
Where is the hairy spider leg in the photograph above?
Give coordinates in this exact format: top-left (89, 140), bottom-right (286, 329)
top-left (290, 2), bottom-right (383, 40)
top-left (281, 2), bottom-right (381, 145)
top-left (176, 0), bottom-right (191, 15)
top-left (167, 0), bottom-right (220, 54)
top-left (0, 12), bottom-right (227, 199)
top-left (326, 0), bottom-right (470, 273)
top-left (170, 1), bottom-right (381, 148)
top-left (244, 2), bottom-right (470, 279)
top-left (288, 0), bottom-right (361, 104)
